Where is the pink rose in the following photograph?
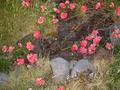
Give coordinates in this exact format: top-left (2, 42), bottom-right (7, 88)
top-left (96, 2), bottom-right (102, 10)
top-left (88, 48), bottom-right (95, 55)
top-left (37, 17), bottom-right (45, 24)
top-left (105, 42), bottom-right (113, 50)
top-left (60, 12), bottom-right (68, 19)
top-left (40, 5), bottom-right (46, 12)
top-left (65, 0), bottom-right (70, 4)
top-left (71, 44), bottom-right (78, 52)
top-left (111, 33), bottom-right (118, 38)
top-left (80, 40), bottom-right (88, 47)
top-left (53, 8), bottom-right (61, 14)
top-left (89, 44), bottom-right (96, 51)
top-left (80, 47), bottom-right (87, 54)
top-left (91, 30), bottom-right (98, 37)
top-left (70, 3), bottom-right (75, 10)
top-left (93, 36), bottom-right (102, 44)
top-left (8, 46), bottom-right (15, 53)
top-left (35, 77), bottom-right (45, 86)
top-left (22, 0), bottom-right (30, 7)
top-left (88, 44), bottom-right (96, 55)
top-left (16, 58), bottom-right (24, 65)
top-left (18, 42), bottom-right (23, 48)
top-left (118, 34), bottom-right (120, 38)
top-left (59, 3), bottom-right (66, 9)
top-left (117, 6), bottom-right (120, 16)
top-left (57, 86), bottom-right (65, 90)
top-left (81, 4), bottom-right (87, 13)
top-left (109, 2), bottom-right (114, 8)
top-left (85, 36), bottom-right (92, 41)
top-left (26, 41), bottom-right (34, 51)
top-left (52, 17), bottom-right (59, 24)
top-left (27, 53), bottom-right (38, 64)
top-left (33, 31), bottom-right (41, 39)
top-left (2, 45), bottom-right (8, 53)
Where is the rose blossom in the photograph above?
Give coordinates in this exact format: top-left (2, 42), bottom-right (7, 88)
top-left (109, 2), bottom-right (114, 8)
top-left (33, 31), bottom-right (41, 39)
top-left (88, 48), bottom-right (95, 55)
top-left (96, 2), bottom-right (102, 10)
top-left (91, 30), bottom-right (98, 37)
top-left (52, 16), bottom-right (59, 24)
top-left (85, 36), bottom-right (92, 41)
top-left (80, 40), bottom-right (88, 47)
top-left (16, 58), bottom-right (24, 65)
top-left (59, 3), bottom-right (66, 9)
top-left (117, 6), bottom-right (120, 16)
top-left (80, 47), bottom-right (87, 54)
top-left (2, 45), bottom-right (8, 53)
top-left (37, 16), bottom-right (45, 24)
top-left (35, 77), bottom-right (45, 86)
top-left (105, 42), bottom-right (113, 50)
top-left (71, 44), bottom-right (78, 52)
top-left (22, 0), bottom-right (31, 7)
top-left (53, 8), bottom-right (61, 14)
top-left (18, 42), bottom-right (23, 48)
top-left (7, 46), bottom-right (15, 53)
top-left (70, 3), bottom-right (75, 10)
top-left (93, 36), bottom-right (102, 44)
top-left (88, 44), bottom-right (96, 55)
top-left (81, 4), bottom-right (87, 13)
top-left (65, 0), bottom-right (70, 4)
top-left (57, 86), bottom-right (65, 90)
top-left (40, 5), bottom-right (46, 12)
top-left (26, 41), bottom-right (34, 51)
top-left (27, 53), bottom-right (38, 64)
top-left (60, 12), bottom-right (68, 19)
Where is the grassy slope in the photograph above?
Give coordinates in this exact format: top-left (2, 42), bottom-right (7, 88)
top-left (0, 0), bottom-right (120, 90)
top-left (0, 0), bottom-right (38, 46)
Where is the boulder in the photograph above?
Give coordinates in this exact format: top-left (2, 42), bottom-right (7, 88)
top-left (0, 73), bottom-right (8, 85)
top-left (50, 57), bottom-right (70, 82)
top-left (71, 59), bottom-right (96, 79)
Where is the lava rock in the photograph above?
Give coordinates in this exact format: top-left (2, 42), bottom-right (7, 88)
top-left (71, 59), bottom-right (96, 79)
top-left (0, 73), bottom-right (8, 85)
top-left (50, 57), bottom-right (70, 82)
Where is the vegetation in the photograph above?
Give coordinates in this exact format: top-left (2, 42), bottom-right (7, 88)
top-left (0, 0), bottom-right (120, 90)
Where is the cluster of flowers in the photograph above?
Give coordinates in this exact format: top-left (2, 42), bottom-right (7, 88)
top-left (71, 30), bottom-right (102, 55)
top-left (16, 31), bottom-right (41, 66)
top-left (111, 28), bottom-right (120, 38)
top-left (71, 29), bottom-right (113, 55)
top-left (2, 45), bottom-right (15, 54)
top-left (53, 0), bottom-right (75, 19)
top-left (37, 5), bottom-right (59, 25)
top-left (22, 0), bottom-right (31, 7)
top-left (81, 1), bottom-right (120, 16)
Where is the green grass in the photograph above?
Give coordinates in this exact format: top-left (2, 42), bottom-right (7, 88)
top-left (0, 0), bottom-right (38, 46)
top-left (1, 0), bottom-right (120, 90)
top-left (0, 0), bottom-right (57, 46)
top-left (0, 57), bottom-right (58, 90)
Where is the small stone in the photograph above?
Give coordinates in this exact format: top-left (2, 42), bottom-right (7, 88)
top-left (0, 73), bottom-right (8, 85)
top-left (50, 57), bottom-right (70, 82)
top-left (71, 59), bottom-right (96, 79)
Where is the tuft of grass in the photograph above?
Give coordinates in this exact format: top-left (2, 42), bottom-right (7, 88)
top-left (0, 57), bottom-right (58, 90)
top-left (1, 58), bottom-right (120, 90)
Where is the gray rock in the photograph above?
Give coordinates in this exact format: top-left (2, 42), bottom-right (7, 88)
top-left (71, 59), bottom-right (96, 79)
top-left (0, 73), bottom-right (8, 85)
top-left (50, 57), bottom-right (70, 82)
